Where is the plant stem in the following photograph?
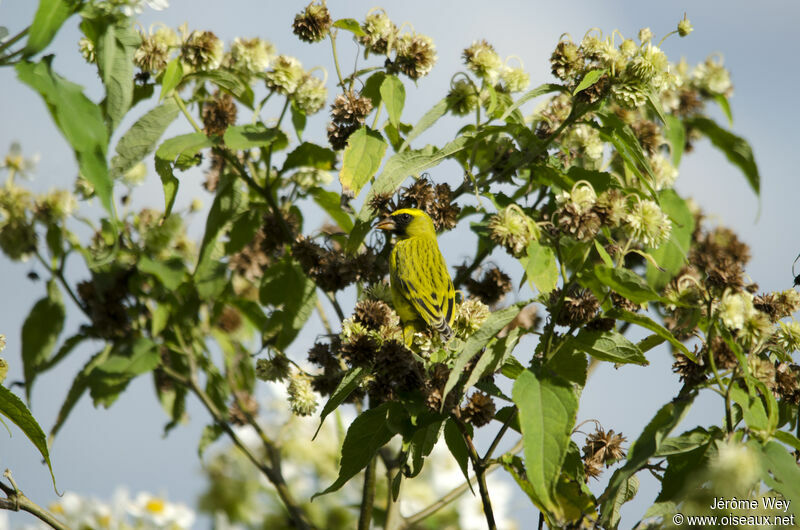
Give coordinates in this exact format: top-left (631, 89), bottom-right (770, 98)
top-left (358, 456), bottom-right (377, 530)
top-left (0, 26), bottom-right (29, 54)
top-left (0, 474), bottom-right (67, 530)
top-left (172, 93), bottom-right (202, 133)
top-left (329, 31), bottom-right (346, 87)
top-left (483, 410), bottom-right (516, 461)
top-left (455, 419), bottom-right (496, 530)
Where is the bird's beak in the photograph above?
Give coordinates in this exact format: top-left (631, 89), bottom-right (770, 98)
top-left (375, 217), bottom-right (395, 231)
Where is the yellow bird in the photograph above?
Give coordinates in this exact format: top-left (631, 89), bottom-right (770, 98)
top-left (375, 208), bottom-right (455, 342)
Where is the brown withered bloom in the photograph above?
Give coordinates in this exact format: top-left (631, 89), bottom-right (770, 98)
top-left (461, 392), bottom-right (496, 428)
top-left (586, 317), bottom-right (615, 332)
top-left (575, 72), bottom-right (609, 105)
top-left (340, 334), bottom-right (381, 368)
top-left (676, 89), bottom-right (704, 117)
top-left (256, 354), bottom-right (291, 382)
top-left (704, 256), bottom-right (745, 292)
top-left (430, 183), bottom-right (460, 231)
top-left (77, 269), bottom-right (134, 339)
top-left (330, 91), bottom-right (373, 125)
top-left (292, 236), bottom-right (385, 292)
top-left (393, 33), bottom-right (437, 80)
top-left (584, 458), bottom-right (603, 480)
top-left (464, 266), bottom-right (512, 306)
top-left (583, 428), bottom-right (626, 466)
top-left (228, 392), bottom-right (258, 426)
top-left (424, 363), bottom-right (457, 412)
top-left (307, 341), bottom-right (340, 372)
top-left (550, 39), bottom-right (583, 81)
top-left (229, 212), bottom-right (298, 282)
top-left (204, 151), bottom-right (225, 192)
top-left (202, 90), bottom-right (237, 136)
top-left (705, 336), bottom-right (737, 371)
top-left (400, 178), bottom-right (436, 211)
top-left (327, 122), bottom-right (360, 151)
top-left (672, 352), bottom-right (707, 386)
top-left (549, 288), bottom-right (600, 327)
top-left (754, 291), bottom-right (800, 323)
top-left (631, 120), bottom-right (663, 156)
top-left (556, 203), bottom-right (602, 242)
top-left (398, 178), bottom-right (460, 231)
top-left (216, 305), bottom-right (243, 333)
top-left (611, 291), bottom-right (641, 313)
top-left (368, 192), bottom-right (396, 218)
top-left (775, 363), bottom-right (800, 404)
top-left (370, 340), bottom-right (424, 402)
top-left (354, 299), bottom-right (394, 330)
top-left (292, 2), bottom-right (332, 43)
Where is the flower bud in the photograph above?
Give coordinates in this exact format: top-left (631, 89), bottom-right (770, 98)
top-left (0, 358), bottom-right (7, 384)
top-left (256, 354), bottom-right (290, 382)
top-left (294, 74), bottom-right (328, 115)
top-left (624, 199), bottom-right (671, 248)
top-left (446, 79), bottom-right (479, 116)
top-left (677, 15), bottom-right (694, 37)
top-left (488, 205), bottom-right (539, 258)
top-left (359, 10), bottom-right (397, 55)
top-left (78, 37), bottom-right (95, 63)
top-left (190, 198), bottom-right (203, 212)
top-left (453, 299), bottom-right (490, 338)
top-left (500, 66), bottom-right (530, 93)
top-left (638, 27), bottom-right (653, 44)
top-left (463, 40), bottom-right (503, 83)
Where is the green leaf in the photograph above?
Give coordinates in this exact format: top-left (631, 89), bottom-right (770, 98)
top-left (111, 99), bottom-right (180, 177)
top-left (774, 430), bottom-right (800, 453)
top-left (599, 393), bottom-right (696, 525)
top-left (594, 265), bottom-right (664, 305)
top-left (223, 124), bottom-right (287, 151)
top-left (159, 58), bottom-right (183, 101)
top-left (462, 327), bottom-right (521, 394)
top-left (90, 19), bottom-right (140, 131)
top-left (339, 127), bottom-right (388, 199)
top-left (259, 259), bottom-right (318, 349)
top-left (444, 419), bottom-right (474, 493)
top-left (545, 342), bottom-right (588, 387)
top-left (399, 97), bottom-right (448, 151)
top-left (441, 303), bottom-right (524, 408)
top-left (282, 142), bottom-right (337, 172)
top-left (290, 101), bottom-right (306, 141)
top-left (22, 280), bottom-right (65, 401)
top-left (155, 132), bottom-right (213, 216)
top-left (361, 72), bottom-right (386, 108)
top-left (686, 116), bottom-right (759, 196)
top-left (755, 441), bottom-right (800, 516)
top-left (663, 115), bottom-right (685, 167)
top-left (357, 134), bottom-right (474, 223)
top-left (605, 475), bottom-right (639, 529)
top-left (16, 58), bottom-right (113, 214)
top-left (713, 94), bottom-right (733, 126)
top-left (596, 112), bottom-right (656, 190)
top-left (198, 424), bottom-right (224, 459)
top-left (39, 333), bottom-right (87, 373)
top-left (333, 18), bottom-right (366, 37)
top-left (499, 83), bottom-right (563, 122)
top-left (513, 368), bottom-right (579, 519)
top-left (730, 384), bottom-right (770, 434)
top-left (195, 177), bottom-right (242, 298)
top-left (655, 427), bottom-right (714, 457)
top-left (138, 255), bottom-right (185, 290)
top-left (524, 240), bottom-right (558, 295)
top-left (645, 189), bottom-right (694, 290)
top-left (311, 188), bottom-right (353, 232)
top-left (656, 434), bottom-right (715, 503)
top-left (314, 403), bottom-right (395, 498)
top-left (314, 367), bottom-right (366, 439)
top-left (51, 346), bottom-right (112, 439)
top-left (604, 308), bottom-right (692, 360)
top-left (573, 69), bottom-right (606, 96)
top-left (644, 89), bottom-right (667, 125)
top-left (380, 75), bottom-right (405, 129)
top-left (96, 338), bottom-right (159, 376)
top-left (0, 385), bottom-right (58, 491)
top-left (185, 69), bottom-right (254, 108)
top-left (407, 418), bottom-right (444, 477)
top-left (23, 0), bottom-right (76, 57)
top-left (569, 330), bottom-right (648, 366)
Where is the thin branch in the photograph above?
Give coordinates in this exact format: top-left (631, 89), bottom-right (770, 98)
top-left (455, 419), bottom-right (496, 530)
top-left (0, 26), bottom-right (30, 54)
top-left (0, 472), bottom-right (67, 530)
top-left (358, 456), bottom-right (377, 530)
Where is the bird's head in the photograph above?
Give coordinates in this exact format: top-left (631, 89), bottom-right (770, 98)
top-left (375, 208), bottom-right (436, 239)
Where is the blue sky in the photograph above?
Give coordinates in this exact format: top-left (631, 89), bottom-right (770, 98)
top-left (1, 0), bottom-right (799, 527)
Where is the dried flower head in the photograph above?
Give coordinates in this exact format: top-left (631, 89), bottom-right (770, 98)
top-left (371, 340), bottom-right (423, 402)
top-left (330, 91), bottom-right (373, 125)
top-left (461, 392), bottom-right (496, 427)
top-left (595, 189), bottom-right (628, 227)
top-left (181, 30), bottom-right (223, 71)
top-left (463, 40), bottom-right (503, 83)
top-left (359, 10), bottom-right (397, 55)
top-left (672, 352), bottom-right (706, 386)
top-left (394, 32), bottom-right (437, 80)
top-left (550, 288), bottom-right (600, 327)
top-left (327, 122), bottom-right (360, 150)
top-left (354, 299), bottom-right (397, 331)
top-left (748, 355), bottom-right (777, 392)
top-left (266, 55), bottom-right (305, 94)
top-left (287, 373), bottom-right (318, 416)
top-left (775, 363), bottom-right (800, 404)
top-left (488, 205), bottom-right (539, 258)
top-left (134, 26), bottom-right (177, 73)
top-left (583, 427), bottom-right (626, 466)
top-left (550, 39), bottom-right (583, 81)
top-left (229, 37), bottom-right (274, 74)
top-left (464, 266), bottom-right (512, 306)
top-left (292, 2), bottom-right (332, 43)
top-left (202, 90), bottom-right (237, 136)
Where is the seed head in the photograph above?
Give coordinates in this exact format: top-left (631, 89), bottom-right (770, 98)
top-left (394, 33), bottom-right (437, 80)
top-left (672, 352), bottom-right (706, 386)
top-left (294, 74), bottom-right (328, 115)
top-left (256, 354), bottom-right (291, 382)
top-left (266, 55), bottom-right (305, 94)
top-left (447, 79), bottom-right (479, 116)
top-left (202, 90), bottom-right (237, 136)
top-left (464, 266), bottom-right (512, 306)
top-left (79, 37), bottom-right (96, 63)
top-left (181, 30), bottom-right (223, 71)
top-left (627, 43), bottom-right (668, 86)
top-left (359, 10), bottom-right (397, 55)
top-left (135, 26), bottom-right (177, 73)
top-left (461, 392), bottom-right (496, 428)
top-left (748, 355), bottom-right (777, 392)
top-left (229, 37), bottom-right (274, 74)
top-left (775, 363), bottom-right (800, 404)
top-left (354, 299), bottom-right (398, 332)
top-left (287, 373), bottom-right (318, 416)
top-left (550, 39), bottom-right (583, 81)
top-left (595, 189), bottom-right (628, 227)
top-left (330, 91), bottom-right (373, 125)
top-left (583, 428), bottom-right (626, 466)
top-left (215, 306), bottom-right (243, 333)
top-left (550, 288), bottom-right (600, 327)
top-left (488, 205), bottom-right (539, 258)
top-left (463, 40), bottom-right (503, 83)
top-left (327, 122), bottom-right (360, 150)
top-left (292, 2), bottom-right (332, 43)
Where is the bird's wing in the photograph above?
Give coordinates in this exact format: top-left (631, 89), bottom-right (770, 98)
top-left (391, 237), bottom-right (455, 335)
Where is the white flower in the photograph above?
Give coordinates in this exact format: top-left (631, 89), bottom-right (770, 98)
top-left (718, 290), bottom-right (756, 331)
top-left (649, 153), bottom-right (678, 190)
top-left (624, 199), bottom-right (671, 248)
top-left (127, 492), bottom-right (195, 529)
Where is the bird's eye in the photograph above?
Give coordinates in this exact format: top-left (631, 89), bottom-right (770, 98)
top-left (398, 213), bottom-right (411, 223)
